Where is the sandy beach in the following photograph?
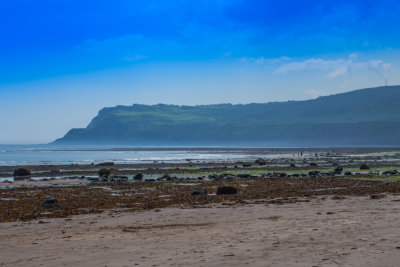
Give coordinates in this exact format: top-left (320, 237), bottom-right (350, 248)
top-left (1, 194), bottom-right (400, 266)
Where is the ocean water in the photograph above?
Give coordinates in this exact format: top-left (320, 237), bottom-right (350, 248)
top-left (0, 145), bottom-right (268, 166)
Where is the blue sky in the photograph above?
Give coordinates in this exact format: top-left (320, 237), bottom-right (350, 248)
top-left (1, 0), bottom-right (400, 143)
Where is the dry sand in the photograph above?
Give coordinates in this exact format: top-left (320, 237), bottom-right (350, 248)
top-left (1, 195), bottom-right (400, 267)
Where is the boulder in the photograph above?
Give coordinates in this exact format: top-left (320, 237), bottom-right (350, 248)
top-left (242, 163), bottom-right (252, 168)
top-left (134, 173), bottom-right (144, 180)
top-left (308, 171), bottom-right (321, 177)
top-left (42, 198), bottom-right (58, 209)
top-left (98, 168), bottom-right (112, 177)
top-left (255, 158), bottom-right (267, 165)
top-left (216, 186), bottom-right (237, 195)
top-left (191, 188), bottom-right (207, 195)
top-left (360, 163), bottom-right (370, 170)
top-left (334, 166), bottom-right (343, 173)
top-left (161, 174), bottom-right (171, 180)
top-left (383, 170), bottom-right (398, 175)
top-left (13, 168), bottom-right (31, 177)
top-left (97, 162), bottom-right (114, 166)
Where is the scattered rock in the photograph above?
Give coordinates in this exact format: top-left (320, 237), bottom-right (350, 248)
top-left (360, 163), bottom-right (370, 170)
top-left (308, 171), bottom-right (321, 177)
top-left (191, 188), bottom-right (207, 195)
top-left (331, 195), bottom-right (346, 200)
top-left (161, 174), bottom-right (172, 180)
top-left (42, 198), bottom-right (58, 209)
top-left (334, 166), bottom-right (343, 173)
top-left (13, 168), bottom-right (31, 177)
top-left (97, 162), bottom-right (114, 166)
top-left (98, 168), bottom-right (112, 178)
top-left (383, 170), bottom-right (398, 175)
top-left (134, 173), bottom-right (144, 181)
top-left (216, 186), bottom-right (237, 195)
top-left (370, 194), bottom-right (384, 199)
top-left (255, 158), bottom-right (267, 165)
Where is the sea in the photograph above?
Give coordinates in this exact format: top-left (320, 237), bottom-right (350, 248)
top-left (0, 145), bottom-right (270, 166)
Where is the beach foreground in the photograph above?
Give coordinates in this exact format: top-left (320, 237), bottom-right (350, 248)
top-left (1, 195), bottom-right (400, 267)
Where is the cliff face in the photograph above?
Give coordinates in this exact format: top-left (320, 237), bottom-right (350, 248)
top-left (53, 86), bottom-right (400, 146)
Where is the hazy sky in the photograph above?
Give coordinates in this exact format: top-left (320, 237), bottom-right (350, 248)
top-left (1, 0), bottom-right (400, 144)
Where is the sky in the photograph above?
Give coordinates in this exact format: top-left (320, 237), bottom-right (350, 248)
top-left (1, 0), bottom-right (400, 144)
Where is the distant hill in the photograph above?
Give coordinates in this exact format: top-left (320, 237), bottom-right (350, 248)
top-left (53, 85), bottom-right (400, 146)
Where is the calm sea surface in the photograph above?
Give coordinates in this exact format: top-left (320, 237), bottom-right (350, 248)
top-left (0, 145), bottom-right (270, 166)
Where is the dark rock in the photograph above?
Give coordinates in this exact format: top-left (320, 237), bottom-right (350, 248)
top-left (110, 176), bottom-right (128, 182)
top-left (383, 170), bottom-right (398, 175)
top-left (255, 158), bottom-right (267, 165)
top-left (334, 166), bottom-right (343, 173)
top-left (97, 162), bottom-right (114, 166)
top-left (225, 175), bottom-right (236, 180)
top-left (308, 171), bottom-right (321, 177)
top-left (98, 168), bottom-right (112, 177)
top-left (191, 188), bottom-right (207, 195)
top-left (161, 174), bottom-right (171, 180)
top-left (242, 163), bottom-right (252, 167)
top-left (238, 174), bottom-right (251, 179)
top-left (344, 171), bottom-right (352, 176)
top-left (370, 194), bottom-right (384, 199)
top-left (134, 173), bottom-right (144, 180)
top-left (289, 163), bottom-right (296, 167)
top-left (42, 198), bottom-right (58, 209)
top-left (13, 168), bottom-right (31, 177)
top-left (309, 163), bottom-right (318, 167)
top-left (216, 186), bottom-right (237, 195)
top-left (360, 163), bottom-right (370, 170)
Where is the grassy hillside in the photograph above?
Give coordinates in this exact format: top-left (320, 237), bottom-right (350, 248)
top-left (53, 85), bottom-right (400, 146)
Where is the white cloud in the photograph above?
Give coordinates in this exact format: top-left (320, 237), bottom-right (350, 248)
top-left (274, 53), bottom-right (393, 82)
top-left (275, 54), bottom-right (357, 78)
top-left (368, 60), bottom-right (391, 79)
top-left (240, 56), bottom-right (290, 65)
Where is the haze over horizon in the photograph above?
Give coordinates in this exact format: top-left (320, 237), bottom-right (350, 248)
top-left (1, 0), bottom-right (400, 144)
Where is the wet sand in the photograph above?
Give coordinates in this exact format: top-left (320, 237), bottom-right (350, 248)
top-left (1, 195), bottom-right (400, 266)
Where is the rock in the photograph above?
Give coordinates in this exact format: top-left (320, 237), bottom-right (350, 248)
top-left (161, 174), bottom-right (171, 180)
top-left (360, 163), bottom-right (370, 170)
top-left (383, 170), bottom-right (398, 175)
top-left (191, 188), bottom-right (207, 195)
top-left (242, 163), bottom-right (252, 168)
top-left (370, 194), bottom-right (384, 199)
top-left (309, 163), bottom-right (318, 167)
top-left (334, 166), bottom-right (343, 173)
top-left (289, 163), bottom-right (296, 167)
top-left (13, 168), bottom-right (31, 177)
top-left (109, 176), bottom-right (128, 182)
top-left (98, 168), bottom-right (112, 177)
top-left (42, 198), bottom-right (58, 209)
top-left (216, 186), bottom-right (237, 195)
top-left (308, 171), bottom-right (321, 177)
top-left (134, 173), bottom-right (144, 180)
top-left (255, 158), bottom-right (267, 165)
top-left (97, 162), bottom-right (114, 166)
top-left (344, 171), bottom-right (352, 176)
